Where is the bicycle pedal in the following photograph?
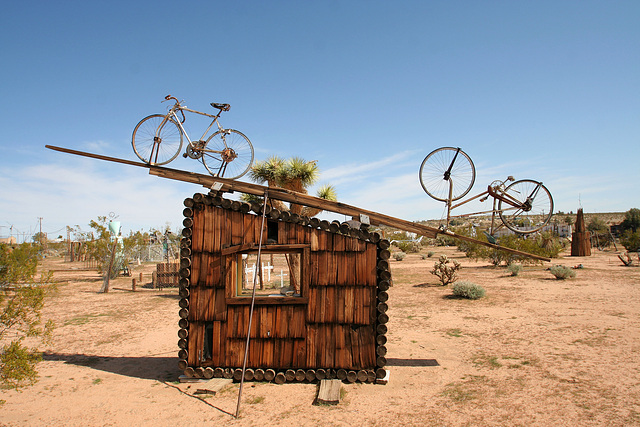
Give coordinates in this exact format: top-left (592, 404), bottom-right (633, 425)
top-left (182, 153), bottom-right (188, 158)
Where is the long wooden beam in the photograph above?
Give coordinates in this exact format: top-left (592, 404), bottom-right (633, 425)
top-left (45, 145), bottom-right (551, 261)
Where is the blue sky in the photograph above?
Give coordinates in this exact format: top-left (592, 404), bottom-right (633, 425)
top-left (1, 1), bottom-right (638, 241)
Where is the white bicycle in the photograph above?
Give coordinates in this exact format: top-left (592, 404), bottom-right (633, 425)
top-left (132, 95), bottom-right (254, 179)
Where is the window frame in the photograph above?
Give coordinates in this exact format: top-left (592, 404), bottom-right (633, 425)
top-left (223, 244), bottom-right (310, 305)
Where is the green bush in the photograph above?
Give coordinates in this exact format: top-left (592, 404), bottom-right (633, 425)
top-left (457, 229), bottom-right (564, 265)
top-left (621, 230), bottom-right (640, 252)
top-left (394, 252), bottom-right (406, 261)
top-left (395, 241), bottom-right (421, 253)
top-left (507, 264), bottom-right (523, 276)
top-left (550, 265), bottom-right (576, 280)
top-left (452, 281), bottom-right (486, 299)
top-left (1, 244), bottom-right (55, 389)
top-left (621, 208), bottom-right (640, 233)
top-left (420, 251), bottom-right (436, 260)
top-left (587, 217), bottom-right (609, 234)
top-left (431, 255), bottom-right (461, 286)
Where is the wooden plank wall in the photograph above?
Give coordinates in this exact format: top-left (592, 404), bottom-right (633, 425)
top-left (178, 193), bottom-right (390, 381)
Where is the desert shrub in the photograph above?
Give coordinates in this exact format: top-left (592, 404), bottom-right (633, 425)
top-left (435, 235), bottom-right (457, 247)
top-left (394, 252), bottom-right (406, 261)
top-left (0, 244), bottom-right (55, 390)
top-left (395, 241), bottom-right (420, 253)
top-left (550, 265), bottom-right (576, 280)
top-left (621, 230), bottom-right (640, 252)
top-left (457, 230), bottom-right (564, 265)
top-left (431, 255), bottom-right (461, 286)
top-left (587, 217), bottom-right (609, 234)
top-left (452, 281), bottom-right (486, 299)
top-left (621, 208), bottom-right (640, 233)
top-left (421, 251), bottom-right (435, 260)
top-left (507, 264), bottom-right (523, 276)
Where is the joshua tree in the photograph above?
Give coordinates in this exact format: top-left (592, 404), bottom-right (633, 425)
top-left (243, 156), bottom-right (338, 291)
top-left (245, 156), bottom-right (337, 215)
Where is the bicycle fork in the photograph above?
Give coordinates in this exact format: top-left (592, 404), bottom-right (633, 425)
top-left (150, 115), bottom-right (175, 165)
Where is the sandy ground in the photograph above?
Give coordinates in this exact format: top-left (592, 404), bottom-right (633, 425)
top-left (2, 247), bottom-right (639, 426)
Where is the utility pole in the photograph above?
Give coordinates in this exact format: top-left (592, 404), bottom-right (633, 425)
top-left (38, 217), bottom-right (43, 246)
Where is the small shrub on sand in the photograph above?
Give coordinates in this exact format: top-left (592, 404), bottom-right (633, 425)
top-left (550, 265), bottom-right (576, 280)
top-left (394, 252), bottom-right (406, 261)
top-left (452, 281), bottom-right (486, 300)
top-left (507, 264), bottom-right (523, 276)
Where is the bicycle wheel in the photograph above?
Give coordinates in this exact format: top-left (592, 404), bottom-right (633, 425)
top-left (419, 147), bottom-right (475, 202)
top-left (498, 179), bottom-right (554, 234)
top-left (132, 114), bottom-right (183, 165)
top-left (203, 129), bottom-right (254, 179)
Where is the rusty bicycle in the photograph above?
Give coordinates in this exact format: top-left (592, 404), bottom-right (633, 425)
top-left (419, 147), bottom-right (553, 234)
top-left (131, 95), bottom-right (254, 179)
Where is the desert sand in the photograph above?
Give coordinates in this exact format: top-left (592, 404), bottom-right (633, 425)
top-left (2, 246), bottom-right (639, 426)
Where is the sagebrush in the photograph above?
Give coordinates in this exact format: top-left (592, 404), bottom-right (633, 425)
top-left (550, 265), bottom-right (576, 280)
top-left (452, 281), bottom-right (486, 299)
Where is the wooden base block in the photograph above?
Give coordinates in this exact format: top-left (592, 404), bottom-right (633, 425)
top-left (315, 379), bottom-right (342, 405)
top-left (376, 370), bottom-right (390, 385)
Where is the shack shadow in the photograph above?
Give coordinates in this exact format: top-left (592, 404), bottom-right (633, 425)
top-left (43, 352), bottom-right (238, 418)
top-left (386, 358), bottom-right (439, 367)
top-left (43, 352), bottom-right (179, 382)
top-left (413, 283), bottom-right (442, 288)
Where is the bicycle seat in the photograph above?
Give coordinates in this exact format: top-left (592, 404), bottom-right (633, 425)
top-left (211, 103), bottom-right (230, 111)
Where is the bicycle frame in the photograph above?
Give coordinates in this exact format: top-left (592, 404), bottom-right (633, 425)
top-left (445, 178), bottom-right (544, 234)
top-left (166, 105), bottom-right (225, 149)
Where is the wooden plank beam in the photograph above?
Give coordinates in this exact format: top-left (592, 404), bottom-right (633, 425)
top-left (45, 145), bottom-right (551, 261)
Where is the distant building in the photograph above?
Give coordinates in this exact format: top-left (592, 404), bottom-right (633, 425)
top-left (0, 236), bottom-right (17, 245)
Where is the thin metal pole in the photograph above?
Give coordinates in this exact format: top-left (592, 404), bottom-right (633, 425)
top-left (235, 189), bottom-right (269, 419)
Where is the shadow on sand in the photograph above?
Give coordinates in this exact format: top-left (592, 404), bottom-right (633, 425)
top-left (385, 358), bottom-right (440, 367)
top-left (43, 352), bottom-right (179, 382)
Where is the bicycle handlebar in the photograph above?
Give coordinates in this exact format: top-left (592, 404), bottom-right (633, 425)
top-left (163, 95), bottom-right (185, 123)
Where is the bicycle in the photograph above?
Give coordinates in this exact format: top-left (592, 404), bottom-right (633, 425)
top-left (131, 95), bottom-right (254, 179)
top-left (419, 147), bottom-right (553, 234)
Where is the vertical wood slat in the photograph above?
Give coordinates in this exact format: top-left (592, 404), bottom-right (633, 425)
top-left (231, 210), bottom-right (243, 246)
top-left (306, 324), bottom-right (318, 368)
top-left (187, 322), bottom-right (204, 366)
top-left (191, 207), bottom-right (204, 252)
top-left (203, 206), bottom-right (213, 253)
top-left (243, 213), bottom-right (255, 245)
top-left (333, 234), bottom-right (346, 251)
top-left (293, 338), bottom-right (306, 368)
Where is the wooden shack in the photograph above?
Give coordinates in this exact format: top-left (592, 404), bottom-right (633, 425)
top-left (176, 193), bottom-right (391, 383)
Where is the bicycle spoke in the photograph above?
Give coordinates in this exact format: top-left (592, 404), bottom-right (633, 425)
top-left (132, 115), bottom-right (182, 165)
top-left (203, 129), bottom-right (254, 179)
top-left (420, 147), bottom-right (475, 202)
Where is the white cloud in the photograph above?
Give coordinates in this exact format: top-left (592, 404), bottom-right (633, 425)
top-left (0, 159), bottom-right (195, 239)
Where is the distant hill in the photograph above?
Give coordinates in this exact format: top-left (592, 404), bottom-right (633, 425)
top-left (413, 212), bottom-right (626, 230)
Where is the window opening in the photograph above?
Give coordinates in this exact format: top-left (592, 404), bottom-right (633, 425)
top-left (267, 220), bottom-right (279, 242)
top-left (203, 322), bottom-right (213, 361)
top-left (237, 251), bottom-right (302, 297)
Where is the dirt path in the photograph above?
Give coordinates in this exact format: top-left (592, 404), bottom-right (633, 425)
top-left (2, 248), bottom-right (639, 426)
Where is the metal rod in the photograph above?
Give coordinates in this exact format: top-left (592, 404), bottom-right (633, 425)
top-left (235, 189), bottom-right (269, 419)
